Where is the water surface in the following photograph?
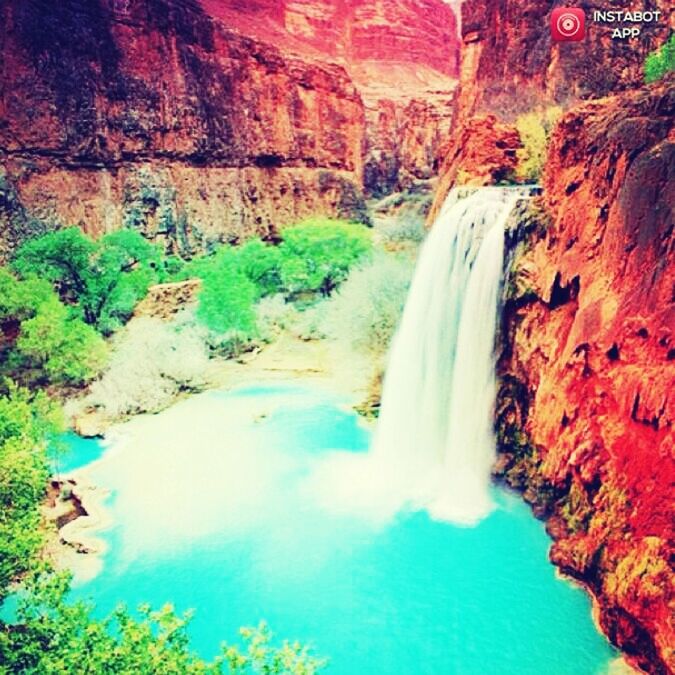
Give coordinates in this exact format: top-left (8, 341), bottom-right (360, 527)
top-left (62, 384), bottom-right (616, 674)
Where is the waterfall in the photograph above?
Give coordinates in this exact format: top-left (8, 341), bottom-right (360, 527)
top-left (372, 187), bottom-right (527, 524)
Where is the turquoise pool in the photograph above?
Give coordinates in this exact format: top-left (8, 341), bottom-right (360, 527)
top-left (60, 384), bottom-right (616, 674)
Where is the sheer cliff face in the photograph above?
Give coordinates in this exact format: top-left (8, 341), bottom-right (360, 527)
top-left (458, 0), bottom-right (672, 118)
top-left (0, 0), bottom-right (459, 258)
top-left (283, 0), bottom-right (459, 77)
top-left (0, 0), bottom-right (368, 259)
top-left (227, 0), bottom-right (461, 196)
top-left (497, 78), bottom-right (674, 673)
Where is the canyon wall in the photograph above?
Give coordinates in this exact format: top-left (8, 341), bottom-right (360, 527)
top-left (458, 0), bottom-right (672, 119)
top-left (497, 77), bottom-right (674, 674)
top-left (208, 0), bottom-right (461, 195)
top-left (0, 0), bottom-right (460, 260)
top-left (0, 0), bottom-right (369, 260)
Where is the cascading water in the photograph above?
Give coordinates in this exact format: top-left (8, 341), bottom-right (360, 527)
top-left (372, 187), bottom-right (529, 524)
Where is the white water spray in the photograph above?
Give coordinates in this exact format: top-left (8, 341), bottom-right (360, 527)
top-left (372, 187), bottom-right (527, 524)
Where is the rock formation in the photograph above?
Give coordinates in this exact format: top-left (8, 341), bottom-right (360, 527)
top-left (458, 0), bottom-right (672, 119)
top-left (0, 0), bottom-right (460, 260)
top-left (497, 77), bottom-right (674, 674)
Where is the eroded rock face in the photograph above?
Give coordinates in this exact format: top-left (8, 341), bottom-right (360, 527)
top-left (426, 114), bottom-right (522, 223)
top-left (497, 77), bottom-right (674, 674)
top-left (0, 0), bottom-right (461, 258)
top-left (0, 0), bottom-right (368, 259)
top-left (458, 0), bottom-right (672, 119)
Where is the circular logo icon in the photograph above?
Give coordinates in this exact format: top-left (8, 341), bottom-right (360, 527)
top-left (556, 12), bottom-right (582, 38)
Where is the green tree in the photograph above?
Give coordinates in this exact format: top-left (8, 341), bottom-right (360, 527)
top-left (644, 34), bottom-right (674, 83)
top-left (16, 297), bottom-right (107, 385)
top-left (0, 384), bottom-right (62, 602)
top-left (12, 228), bottom-right (160, 334)
top-left (198, 265), bottom-right (259, 338)
top-left (278, 219), bottom-right (372, 297)
top-left (0, 271), bottom-right (107, 386)
top-left (237, 239), bottom-right (283, 297)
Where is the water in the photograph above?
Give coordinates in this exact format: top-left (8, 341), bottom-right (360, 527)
top-left (60, 384), bottom-right (616, 674)
top-left (372, 187), bottom-right (529, 524)
top-left (50, 431), bottom-right (106, 475)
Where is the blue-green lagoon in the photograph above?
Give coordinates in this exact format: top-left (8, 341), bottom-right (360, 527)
top-left (60, 383), bottom-right (618, 675)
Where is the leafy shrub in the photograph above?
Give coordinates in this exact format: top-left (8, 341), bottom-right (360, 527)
top-left (323, 253), bottom-right (414, 355)
top-left (1, 572), bottom-right (325, 674)
top-left (0, 269), bottom-right (54, 323)
top-left (198, 263), bottom-right (259, 350)
top-left (515, 107), bottom-right (563, 183)
top-left (645, 34), bottom-right (675, 83)
top-left (12, 227), bottom-right (162, 334)
top-left (0, 270), bottom-right (107, 386)
top-left (0, 384), bottom-right (62, 601)
top-left (237, 239), bottom-right (283, 297)
top-left (16, 298), bottom-right (108, 385)
top-left (278, 219), bottom-right (372, 297)
top-left (85, 316), bottom-right (209, 418)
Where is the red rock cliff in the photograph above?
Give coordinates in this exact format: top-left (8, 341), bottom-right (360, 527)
top-left (497, 77), bottom-right (674, 674)
top-left (209, 0), bottom-right (461, 195)
top-left (0, 0), bottom-right (461, 259)
top-left (0, 0), bottom-right (368, 259)
top-left (458, 0), bottom-right (672, 119)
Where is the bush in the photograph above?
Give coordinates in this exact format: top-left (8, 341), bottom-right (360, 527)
top-left (0, 384), bottom-right (62, 601)
top-left (13, 228), bottom-right (161, 334)
top-left (515, 107), bottom-right (562, 183)
top-left (237, 239), bottom-right (283, 297)
top-left (278, 219), bottom-right (372, 297)
top-left (323, 253), bottom-right (414, 355)
top-left (17, 299), bottom-right (108, 385)
top-left (85, 316), bottom-right (209, 418)
top-left (1, 573), bottom-right (326, 674)
top-left (198, 263), bottom-right (259, 346)
top-left (644, 34), bottom-right (674, 83)
top-left (0, 271), bottom-right (107, 386)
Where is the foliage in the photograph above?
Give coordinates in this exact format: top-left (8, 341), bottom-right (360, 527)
top-left (172, 219), bottom-right (371, 345)
top-left (237, 239), bottom-right (283, 297)
top-left (1, 574), bottom-right (325, 674)
top-left (277, 219), bottom-right (372, 298)
top-left (12, 227), bottom-right (162, 334)
top-left (0, 384), bottom-right (62, 602)
top-left (16, 298), bottom-right (108, 385)
top-left (84, 316), bottom-right (209, 419)
top-left (515, 107), bottom-right (563, 183)
top-left (644, 34), bottom-right (675, 83)
top-left (198, 264), bottom-right (260, 352)
top-left (323, 253), bottom-right (414, 355)
top-left (0, 269), bottom-right (54, 323)
top-left (379, 217), bottom-right (426, 247)
top-left (0, 271), bottom-right (107, 386)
